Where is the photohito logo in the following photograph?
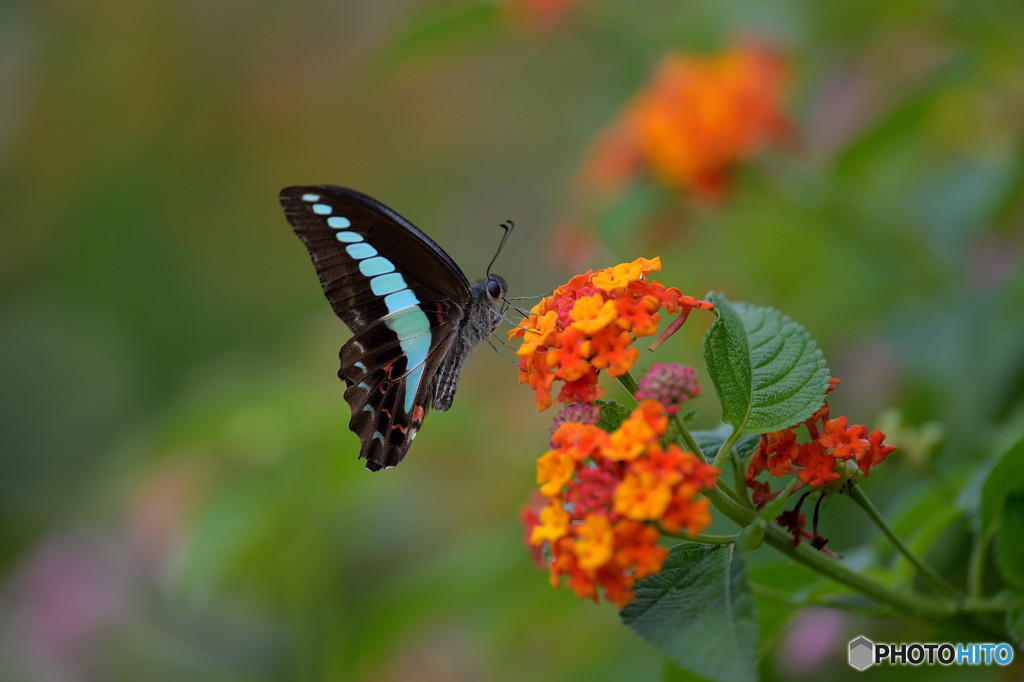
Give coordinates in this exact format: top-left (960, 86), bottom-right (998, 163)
top-left (848, 636), bottom-right (1015, 670)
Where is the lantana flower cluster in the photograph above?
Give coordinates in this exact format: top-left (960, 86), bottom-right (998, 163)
top-left (746, 379), bottom-right (897, 504)
top-left (524, 401), bottom-right (719, 606)
top-left (584, 44), bottom-right (789, 199)
top-left (509, 257), bottom-right (712, 411)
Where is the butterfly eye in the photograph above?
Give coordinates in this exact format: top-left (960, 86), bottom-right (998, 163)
top-left (486, 278), bottom-right (502, 299)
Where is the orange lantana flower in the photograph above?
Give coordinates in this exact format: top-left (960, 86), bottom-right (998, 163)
top-left (522, 400), bottom-right (719, 606)
top-left (509, 257), bottom-right (713, 411)
top-left (583, 44), bottom-right (789, 200)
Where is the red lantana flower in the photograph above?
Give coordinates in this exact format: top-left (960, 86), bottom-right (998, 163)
top-left (509, 257), bottom-right (713, 411)
top-left (746, 379), bottom-right (897, 495)
top-left (522, 400), bottom-right (719, 606)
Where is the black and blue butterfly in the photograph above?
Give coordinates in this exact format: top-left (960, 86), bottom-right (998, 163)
top-left (279, 186), bottom-right (509, 471)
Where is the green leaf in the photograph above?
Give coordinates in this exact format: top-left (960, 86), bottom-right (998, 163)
top-left (760, 480), bottom-right (799, 524)
top-left (980, 433), bottom-right (1024, 540)
top-left (376, 0), bottom-right (501, 73)
top-left (620, 543), bottom-right (758, 682)
top-left (702, 293), bottom-right (830, 434)
top-left (691, 424), bottom-right (760, 462)
top-left (662, 659), bottom-right (708, 682)
top-left (1007, 605), bottom-right (1024, 648)
top-left (737, 520), bottom-right (765, 552)
top-left (595, 399), bottom-right (632, 433)
top-left (995, 494), bottom-right (1024, 589)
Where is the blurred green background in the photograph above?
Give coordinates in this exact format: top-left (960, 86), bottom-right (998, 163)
top-left (2, 0), bottom-right (1024, 680)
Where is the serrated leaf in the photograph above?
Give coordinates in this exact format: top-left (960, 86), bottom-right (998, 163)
top-left (703, 293), bottom-right (830, 434)
top-left (981, 433), bottom-right (1024, 540)
top-left (621, 543), bottom-right (758, 682)
top-left (595, 399), bottom-right (632, 433)
top-left (995, 495), bottom-right (1024, 589)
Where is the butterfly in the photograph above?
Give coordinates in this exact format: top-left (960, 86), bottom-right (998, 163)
top-left (279, 185), bottom-right (509, 471)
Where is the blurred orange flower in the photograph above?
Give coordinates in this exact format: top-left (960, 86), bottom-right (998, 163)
top-left (583, 44), bottom-right (790, 199)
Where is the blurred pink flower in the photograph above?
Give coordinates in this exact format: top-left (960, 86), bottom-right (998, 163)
top-left (3, 531), bottom-right (127, 681)
top-left (776, 607), bottom-right (847, 676)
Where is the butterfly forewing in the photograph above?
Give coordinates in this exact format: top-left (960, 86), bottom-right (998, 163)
top-left (280, 185), bottom-right (475, 470)
top-left (280, 186), bottom-right (471, 331)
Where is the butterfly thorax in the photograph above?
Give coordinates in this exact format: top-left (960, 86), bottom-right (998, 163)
top-left (431, 274), bottom-right (507, 412)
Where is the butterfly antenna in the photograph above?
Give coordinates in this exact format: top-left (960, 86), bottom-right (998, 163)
top-left (486, 219), bottom-right (515, 278)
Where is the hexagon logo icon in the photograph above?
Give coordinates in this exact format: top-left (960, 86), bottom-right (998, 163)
top-left (848, 636), bottom-right (874, 671)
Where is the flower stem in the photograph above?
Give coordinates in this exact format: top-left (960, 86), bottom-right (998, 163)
top-left (847, 483), bottom-right (961, 599)
top-left (673, 414), bottom-right (709, 463)
top-left (713, 426), bottom-right (743, 469)
top-left (730, 442), bottom-right (748, 501)
top-left (760, 526), bottom-right (957, 621)
top-left (751, 584), bottom-right (896, 617)
top-left (676, 531), bottom-right (738, 545)
top-left (966, 528), bottom-right (989, 600)
top-left (616, 371), bottom-right (639, 398)
top-left (703, 484), bottom-right (957, 621)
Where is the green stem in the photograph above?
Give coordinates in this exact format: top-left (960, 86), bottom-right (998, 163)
top-left (616, 371), bottom-right (639, 399)
top-left (961, 597), bottom-right (1021, 613)
top-left (673, 412), bottom-right (707, 463)
top-left (674, 531), bottom-right (738, 545)
top-left (761, 526), bottom-right (956, 621)
top-left (966, 528), bottom-right (989, 600)
top-left (713, 426), bottom-right (743, 469)
top-left (751, 584), bottom-right (897, 617)
top-left (847, 483), bottom-right (961, 599)
top-left (703, 484), bottom-right (956, 621)
top-left (731, 444), bottom-right (747, 501)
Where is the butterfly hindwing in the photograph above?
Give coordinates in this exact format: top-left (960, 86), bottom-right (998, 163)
top-left (339, 303), bottom-right (461, 469)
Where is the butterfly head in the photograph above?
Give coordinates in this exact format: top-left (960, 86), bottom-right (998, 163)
top-left (467, 274), bottom-right (508, 338)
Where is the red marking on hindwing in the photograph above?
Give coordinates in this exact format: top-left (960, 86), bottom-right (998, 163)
top-left (412, 405), bottom-right (425, 423)
top-left (433, 302), bottom-right (445, 326)
top-left (391, 423), bottom-right (409, 434)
